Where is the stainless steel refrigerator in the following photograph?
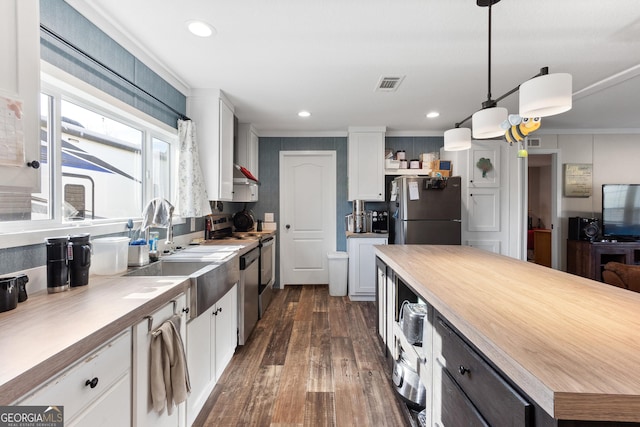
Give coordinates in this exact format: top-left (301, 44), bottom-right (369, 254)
top-left (390, 176), bottom-right (461, 244)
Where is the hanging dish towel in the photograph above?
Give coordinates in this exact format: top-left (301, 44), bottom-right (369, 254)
top-left (150, 315), bottom-right (191, 414)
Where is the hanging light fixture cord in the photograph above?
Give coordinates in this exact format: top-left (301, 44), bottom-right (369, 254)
top-left (484, 1), bottom-right (495, 110)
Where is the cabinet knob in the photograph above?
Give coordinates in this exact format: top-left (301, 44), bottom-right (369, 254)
top-left (85, 377), bottom-right (99, 389)
top-left (182, 307), bottom-right (190, 314)
top-left (27, 160), bottom-right (40, 169)
top-left (285, 224), bottom-right (291, 230)
top-left (458, 365), bottom-right (470, 376)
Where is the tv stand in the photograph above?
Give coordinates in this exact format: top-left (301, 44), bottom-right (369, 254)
top-left (566, 240), bottom-right (640, 282)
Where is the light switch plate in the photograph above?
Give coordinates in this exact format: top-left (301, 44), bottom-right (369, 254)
top-left (265, 212), bottom-right (274, 222)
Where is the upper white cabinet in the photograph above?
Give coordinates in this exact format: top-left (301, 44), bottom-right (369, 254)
top-left (347, 127), bottom-right (385, 201)
top-left (0, 0), bottom-right (41, 192)
top-left (233, 123), bottom-right (259, 202)
top-left (187, 89), bottom-right (235, 201)
top-left (235, 123), bottom-right (259, 179)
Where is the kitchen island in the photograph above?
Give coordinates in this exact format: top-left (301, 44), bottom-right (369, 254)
top-left (375, 244), bottom-right (640, 425)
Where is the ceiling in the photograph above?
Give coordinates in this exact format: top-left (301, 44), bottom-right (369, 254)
top-left (68, 0), bottom-right (640, 135)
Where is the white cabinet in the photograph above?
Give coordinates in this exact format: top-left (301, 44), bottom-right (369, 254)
top-left (347, 127), bottom-right (385, 201)
top-left (233, 123), bottom-right (259, 202)
top-left (235, 123), bottom-right (259, 179)
top-left (0, 0), bottom-right (41, 192)
top-left (16, 330), bottom-right (132, 427)
top-left (132, 294), bottom-right (188, 427)
top-left (186, 283), bottom-right (237, 426)
top-left (187, 90), bottom-right (235, 201)
top-left (348, 236), bottom-right (387, 301)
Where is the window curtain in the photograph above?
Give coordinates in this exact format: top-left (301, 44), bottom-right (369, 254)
top-left (177, 120), bottom-right (211, 217)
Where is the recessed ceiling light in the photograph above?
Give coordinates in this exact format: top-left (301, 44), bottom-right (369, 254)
top-left (298, 111), bottom-right (311, 118)
top-left (187, 20), bottom-right (215, 37)
top-left (426, 111), bottom-right (440, 118)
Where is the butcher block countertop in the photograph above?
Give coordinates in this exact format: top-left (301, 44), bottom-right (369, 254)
top-left (0, 275), bottom-right (190, 404)
top-left (375, 245), bottom-right (640, 423)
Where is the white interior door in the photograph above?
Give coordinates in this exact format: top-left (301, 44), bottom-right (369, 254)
top-left (280, 151), bottom-right (336, 285)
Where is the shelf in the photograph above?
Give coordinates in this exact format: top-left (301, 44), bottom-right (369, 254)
top-left (385, 169), bottom-right (431, 176)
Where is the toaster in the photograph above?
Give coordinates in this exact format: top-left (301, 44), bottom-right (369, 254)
top-left (399, 301), bottom-right (428, 345)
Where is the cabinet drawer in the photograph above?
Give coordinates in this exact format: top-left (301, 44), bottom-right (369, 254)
top-left (19, 330), bottom-right (131, 421)
top-left (440, 366), bottom-right (489, 427)
top-left (436, 316), bottom-right (531, 427)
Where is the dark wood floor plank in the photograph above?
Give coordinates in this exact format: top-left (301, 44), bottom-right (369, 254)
top-left (294, 285), bottom-right (315, 321)
top-left (328, 296), bottom-right (349, 337)
top-left (261, 301), bottom-right (297, 366)
top-left (303, 391), bottom-right (336, 427)
top-left (271, 363), bottom-right (309, 424)
top-left (348, 302), bottom-right (385, 371)
top-left (308, 311), bottom-right (333, 392)
top-left (237, 365), bottom-right (282, 427)
top-left (362, 369), bottom-right (408, 427)
top-left (313, 285), bottom-right (329, 312)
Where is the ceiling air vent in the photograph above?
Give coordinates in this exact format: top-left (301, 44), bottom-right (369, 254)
top-left (376, 75), bottom-right (405, 92)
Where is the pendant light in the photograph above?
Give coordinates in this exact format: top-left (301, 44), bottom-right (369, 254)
top-left (472, 0), bottom-right (507, 139)
top-left (444, 127), bottom-right (472, 151)
top-left (443, 0), bottom-right (572, 150)
top-left (519, 72), bottom-right (572, 118)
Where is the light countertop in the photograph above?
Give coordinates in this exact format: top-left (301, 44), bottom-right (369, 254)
top-left (375, 244), bottom-right (640, 423)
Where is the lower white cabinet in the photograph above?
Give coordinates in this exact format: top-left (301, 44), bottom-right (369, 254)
top-left (348, 237), bottom-right (387, 301)
top-left (186, 283), bottom-right (237, 426)
top-left (132, 293), bottom-right (188, 427)
top-left (16, 329), bottom-right (132, 427)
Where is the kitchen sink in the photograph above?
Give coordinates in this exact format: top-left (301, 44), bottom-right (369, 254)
top-left (124, 258), bottom-right (239, 319)
top-left (124, 260), bottom-right (214, 277)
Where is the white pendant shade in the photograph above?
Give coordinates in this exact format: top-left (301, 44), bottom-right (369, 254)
top-left (519, 73), bottom-right (572, 118)
top-left (472, 107), bottom-right (508, 139)
top-left (444, 127), bottom-right (472, 151)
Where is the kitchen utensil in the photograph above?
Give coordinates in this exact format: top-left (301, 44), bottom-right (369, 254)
top-left (0, 277), bottom-right (18, 313)
top-left (234, 164), bottom-right (260, 184)
top-left (45, 236), bottom-right (69, 293)
top-left (400, 301), bottom-right (428, 345)
top-left (69, 233), bottom-right (91, 287)
top-left (233, 204), bottom-right (255, 232)
top-left (392, 348), bottom-right (426, 408)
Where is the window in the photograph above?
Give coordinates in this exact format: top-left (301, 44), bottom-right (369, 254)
top-left (0, 79), bottom-right (177, 232)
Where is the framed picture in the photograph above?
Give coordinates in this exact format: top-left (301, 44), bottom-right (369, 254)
top-left (563, 163), bottom-right (592, 197)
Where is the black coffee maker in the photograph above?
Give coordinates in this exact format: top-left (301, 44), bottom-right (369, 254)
top-left (68, 233), bottom-right (91, 287)
top-left (45, 236), bottom-right (70, 293)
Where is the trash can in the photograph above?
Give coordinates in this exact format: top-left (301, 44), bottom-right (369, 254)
top-left (327, 251), bottom-right (349, 296)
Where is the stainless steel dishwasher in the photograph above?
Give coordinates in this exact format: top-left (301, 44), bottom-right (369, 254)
top-left (238, 247), bottom-right (259, 345)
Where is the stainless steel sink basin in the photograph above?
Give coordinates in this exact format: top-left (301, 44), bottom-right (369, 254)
top-left (124, 261), bottom-right (213, 277)
top-left (124, 259), bottom-right (239, 319)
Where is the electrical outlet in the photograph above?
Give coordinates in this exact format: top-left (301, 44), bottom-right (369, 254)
top-left (190, 217), bottom-right (196, 232)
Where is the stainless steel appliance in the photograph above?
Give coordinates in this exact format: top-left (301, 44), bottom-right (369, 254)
top-left (390, 176), bottom-right (462, 244)
top-left (258, 235), bottom-right (274, 318)
top-left (392, 348), bottom-right (427, 409)
top-left (239, 247), bottom-right (260, 345)
top-left (205, 213), bottom-right (234, 240)
top-left (352, 199), bottom-right (367, 233)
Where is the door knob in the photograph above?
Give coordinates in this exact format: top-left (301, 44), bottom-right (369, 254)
top-left (286, 224), bottom-right (291, 229)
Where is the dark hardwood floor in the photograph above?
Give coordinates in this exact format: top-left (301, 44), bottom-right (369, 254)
top-left (193, 285), bottom-right (410, 427)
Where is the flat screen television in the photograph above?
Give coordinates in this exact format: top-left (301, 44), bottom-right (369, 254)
top-left (602, 184), bottom-right (640, 240)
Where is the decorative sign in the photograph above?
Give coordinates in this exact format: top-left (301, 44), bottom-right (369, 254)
top-left (563, 163), bottom-right (592, 197)
top-left (0, 95), bottom-right (25, 167)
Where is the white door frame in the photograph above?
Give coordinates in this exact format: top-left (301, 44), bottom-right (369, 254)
top-left (522, 148), bottom-right (561, 269)
top-left (278, 150), bottom-right (337, 286)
